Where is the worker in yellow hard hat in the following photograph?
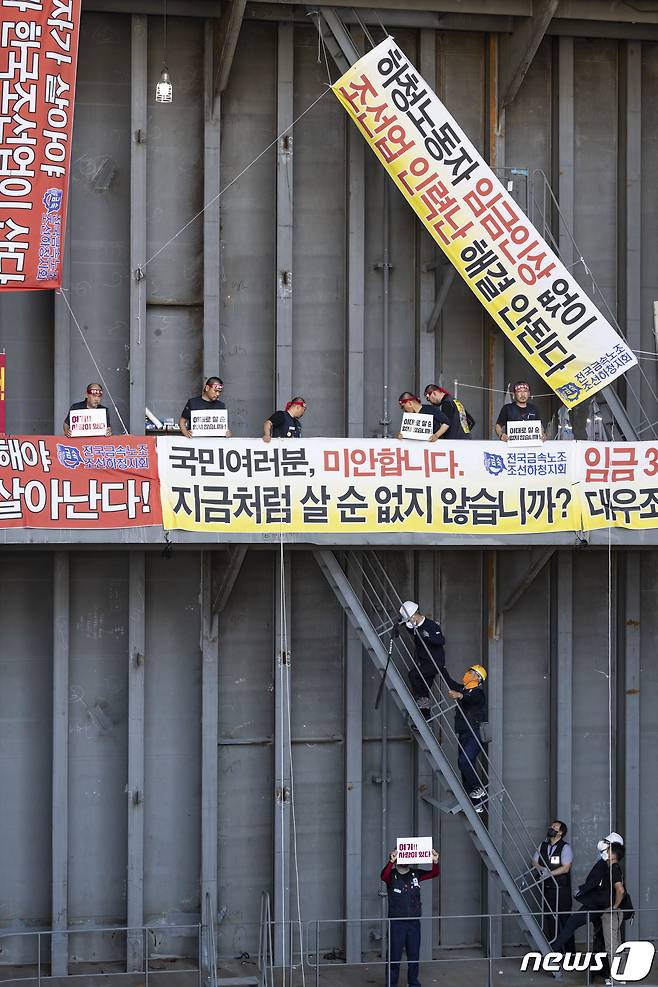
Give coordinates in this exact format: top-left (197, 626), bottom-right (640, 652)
top-left (438, 659), bottom-right (488, 812)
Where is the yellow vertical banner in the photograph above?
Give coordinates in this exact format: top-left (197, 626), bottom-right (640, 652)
top-left (332, 38), bottom-right (636, 408)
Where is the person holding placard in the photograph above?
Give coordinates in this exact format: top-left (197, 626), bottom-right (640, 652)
top-left (179, 377), bottom-right (231, 439)
top-left (262, 397), bottom-right (306, 441)
top-left (494, 381), bottom-right (545, 442)
top-left (423, 384), bottom-right (474, 439)
top-left (63, 383), bottom-right (113, 437)
top-left (397, 392), bottom-right (450, 442)
top-left (381, 846), bottom-right (440, 987)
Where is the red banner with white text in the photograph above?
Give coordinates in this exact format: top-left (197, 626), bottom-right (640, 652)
top-left (0, 0), bottom-right (80, 289)
top-left (0, 436), bottom-right (161, 527)
top-left (0, 353), bottom-right (5, 432)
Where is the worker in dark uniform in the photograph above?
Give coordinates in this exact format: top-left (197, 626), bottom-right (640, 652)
top-left (399, 601), bottom-right (445, 720)
top-left (437, 661), bottom-right (488, 811)
top-left (178, 377), bottom-right (231, 438)
top-left (263, 396), bottom-right (306, 441)
top-left (552, 843), bottom-right (625, 955)
top-left (495, 381), bottom-right (545, 441)
top-left (532, 820), bottom-right (574, 950)
top-left (63, 383), bottom-right (113, 436)
top-left (423, 384), bottom-right (473, 439)
top-left (381, 847), bottom-right (440, 987)
top-left (397, 392), bottom-right (450, 441)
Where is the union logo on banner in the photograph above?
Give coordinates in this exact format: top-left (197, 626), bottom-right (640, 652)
top-left (0, 0), bottom-right (81, 290)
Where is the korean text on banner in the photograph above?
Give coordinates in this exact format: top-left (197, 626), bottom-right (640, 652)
top-left (0, 352), bottom-right (5, 433)
top-left (397, 837), bottom-right (433, 865)
top-left (0, 0), bottom-right (81, 290)
top-left (0, 436), bottom-right (161, 527)
top-left (157, 437), bottom-right (579, 535)
top-left (332, 39), bottom-right (637, 408)
top-left (579, 442), bottom-right (658, 530)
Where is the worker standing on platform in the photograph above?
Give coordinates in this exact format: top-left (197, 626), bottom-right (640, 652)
top-left (399, 602), bottom-right (445, 720)
top-left (397, 392), bottom-right (450, 442)
top-left (495, 381), bottom-right (545, 441)
top-left (437, 661), bottom-right (488, 812)
top-left (423, 384), bottom-right (473, 439)
top-left (178, 377), bottom-right (231, 438)
top-left (532, 820), bottom-right (574, 950)
top-left (262, 397), bottom-right (307, 441)
top-left (63, 383), bottom-right (113, 436)
top-left (381, 847), bottom-right (440, 987)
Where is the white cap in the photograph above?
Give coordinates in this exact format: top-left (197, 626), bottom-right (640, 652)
top-left (400, 601), bottom-right (419, 628)
top-left (605, 832), bottom-right (624, 845)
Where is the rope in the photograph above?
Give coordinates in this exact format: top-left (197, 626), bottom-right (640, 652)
top-left (57, 287), bottom-right (129, 435)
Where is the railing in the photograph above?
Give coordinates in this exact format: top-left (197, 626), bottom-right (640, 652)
top-left (257, 892), bottom-right (274, 987)
top-left (342, 548), bottom-right (560, 931)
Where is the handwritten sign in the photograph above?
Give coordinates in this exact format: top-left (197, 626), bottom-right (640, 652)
top-left (400, 413), bottom-right (434, 441)
top-left (191, 409), bottom-right (228, 437)
top-left (396, 836), bottom-right (433, 865)
top-left (506, 421), bottom-right (543, 446)
top-left (69, 408), bottom-right (107, 436)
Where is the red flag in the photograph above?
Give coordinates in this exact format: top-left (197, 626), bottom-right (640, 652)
top-left (0, 0), bottom-right (81, 289)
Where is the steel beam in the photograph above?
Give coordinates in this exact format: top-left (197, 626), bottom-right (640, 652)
top-left (496, 547), bottom-right (556, 625)
top-left (347, 30), bottom-right (365, 437)
top-left (130, 15), bottom-right (147, 435)
top-left (557, 38), bottom-right (575, 270)
top-left (212, 546), bottom-right (248, 614)
top-left (499, 0), bottom-right (559, 113)
top-left (51, 552), bottom-right (69, 976)
top-left (485, 551), bottom-right (503, 959)
top-left (273, 551), bottom-right (292, 965)
top-left (127, 552), bottom-right (145, 971)
top-left (204, 20), bottom-right (222, 379)
top-left (425, 265), bottom-right (456, 336)
top-left (214, 0), bottom-right (246, 97)
top-left (311, 7), bottom-right (358, 74)
top-left (200, 552), bottom-right (220, 943)
top-left (344, 561), bottom-right (363, 963)
top-left (275, 22), bottom-right (294, 408)
top-left (623, 552), bottom-right (640, 937)
top-left (555, 552), bottom-right (573, 826)
top-left (486, 35), bottom-right (505, 439)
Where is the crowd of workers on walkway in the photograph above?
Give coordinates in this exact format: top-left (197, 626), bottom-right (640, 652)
top-left (63, 378), bottom-right (545, 441)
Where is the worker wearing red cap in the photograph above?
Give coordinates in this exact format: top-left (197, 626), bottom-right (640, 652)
top-left (263, 396), bottom-right (307, 441)
top-left (423, 384), bottom-right (474, 439)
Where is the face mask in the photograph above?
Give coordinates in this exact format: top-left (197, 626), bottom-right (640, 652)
top-left (597, 840), bottom-right (608, 856)
top-left (546, 828), bottom-right (559, 840)
top-left (463, 671), bottom-right (479, 690)
top-left (600, 850), bottom-right (609, 862)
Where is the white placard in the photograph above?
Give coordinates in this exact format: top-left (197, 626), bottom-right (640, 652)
top-left (400, 413), bottom-right (435, 441)
top-left (191, 409), bottom-right (228, 437)
top-left (396, 836), bottom-right (433, 866)
top-left (506, 421), bottom-right (543, 446)
top-left (69, 408), bottom-right (107, 436)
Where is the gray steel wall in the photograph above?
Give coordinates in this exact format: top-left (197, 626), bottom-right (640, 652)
top-left (1, 7), bottom-right (658, 962)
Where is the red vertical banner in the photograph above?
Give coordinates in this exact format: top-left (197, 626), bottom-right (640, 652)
top-left (0, 352), bottom-right (5, 432)
top-left (0, 0), bottom-right (81, 290)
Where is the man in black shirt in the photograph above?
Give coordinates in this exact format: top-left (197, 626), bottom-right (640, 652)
top-left (179, 377), bottom-right (231, 438)
top-left (437, 660), bottom-right (488, 811)
top-left (551, 843), bottom-right (625, 955)
top-left (397, 392), bottom-right (450, 441)
top-left (381, 847), bottom-right (440, 987)
top-left (63, 383), bottom-right (113, 436)
top-left (263, 396), bottom-right (306, 441)
top-left (423, 384), bottom-right (473, 439)
top-left (495, 381), bottom-right (545, 441)
top-left (399, 601), bottom-right (445, 719)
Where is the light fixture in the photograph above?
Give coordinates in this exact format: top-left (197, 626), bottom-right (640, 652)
top-left (155, 0), bottom-right (172, 102)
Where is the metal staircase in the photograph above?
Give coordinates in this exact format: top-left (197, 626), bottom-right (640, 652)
top-left (314, 548), bottom-right (556, 958)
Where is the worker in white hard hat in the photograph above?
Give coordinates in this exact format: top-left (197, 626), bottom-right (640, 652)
top-left (398, 601), bottom-right (445, 720)
top-left (436, 659), bottom-right (488, 812)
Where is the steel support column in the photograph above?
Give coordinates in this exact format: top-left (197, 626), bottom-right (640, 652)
top-left (51, 552), bottom-right (69, 976)
top-left (130, 15), bottom-right (147, 434)
top-left (344, 562), bottom-right (363, 963)
top-left (53, 210), bottom-right (71, 433)
top-left (200, 552), bottom-right (219, 937)
top-left (347, 31), bottom-right (365, 437)
top-left (416, 550), bottom-right (435, 962)
top-left (558, 38), bottom-right (575, 270)
top-left (275, 23), bottom-right (294, 408)
top-left (555, 552), bottom-right (573, 824)
top-left (499, 0), bottom-right (559, 114)
top-left (274, 552), bottom-right (292, 966)
top-left (127, 552), bottom-right (145, 971)
top-left (418, 32), bottom-right (437, 389)
top-left (486, 36), bottom-right (505, 438)
top-left (485, 551), bottom-right (503, 958)
top-left (204, 20), bottom-right (222, 379)
top-left (619, 41), bottom-right (642, 430)
top-left (623, 552), bottom-right (640, 936)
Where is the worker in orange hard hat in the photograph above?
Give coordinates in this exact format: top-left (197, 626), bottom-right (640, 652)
top-left (438, 660), bottom-right (488, 812)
